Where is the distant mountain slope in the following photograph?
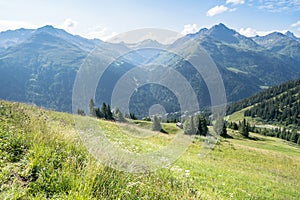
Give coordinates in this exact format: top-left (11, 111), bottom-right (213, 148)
top-left (0, 28), bottom-right (34, 50)
top-left (253, 32), bottom-right (300, 62)
top-left (0, 24), bottom-right (300, 114)
top-left (176, 23), bottom-right (300, 100)
top-left (0, 26), bottom-right (92, 111)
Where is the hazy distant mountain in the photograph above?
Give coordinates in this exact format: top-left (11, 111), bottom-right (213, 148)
top-left (0, 24), bottom-right (299, 117)
top-left (253, 32), bottom-right (300, 61)
top-left (0, 28), bottom-right (34, 50)
top-left (285, 31), bottom-right (300, 42)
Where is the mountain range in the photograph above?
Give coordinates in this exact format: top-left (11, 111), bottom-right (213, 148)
top-left (0, 23), bottom-right (300, 117)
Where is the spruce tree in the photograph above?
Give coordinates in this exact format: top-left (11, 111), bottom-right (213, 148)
top-left (130, 113), bottom-right (137, 120)
top-left (221, 122), bottom-right (227, 137)
top-left (239, 118), bottom-right (249, 137)
top-left (197, 116), bottom-right (203, 135)
top-left (183, 116), bottom-right (196, 135)
top-left (114, 108), bottom-right (125, 122)
top-left (214, 117), bottom-right (223, 135)
top-left (152, 115), bottom-right (162, 132)
top-left (107, 104), bottom-right (113, 120)
top-left (289, 130), bottom-right (297, 143)
top-left (89, 98), bottom-right (96, 117)
top-left (95, 107), bottom-right (103, 118)
top-left (101, 102), bottom-right (107, 119)
top-left (201, 116), bottom-right (208, 135)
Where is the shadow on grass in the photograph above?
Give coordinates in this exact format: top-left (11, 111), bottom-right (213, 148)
top-left (221, 134), bottom-right (233, 139)
top-left (160, 129), bottom-right (168, 134)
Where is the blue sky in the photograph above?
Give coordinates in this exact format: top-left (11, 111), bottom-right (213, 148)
top-left (0, 0), bottom-right (300, 39)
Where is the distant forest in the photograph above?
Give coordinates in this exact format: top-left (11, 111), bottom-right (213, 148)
top-left (227, 78), bottom-right (300, 127)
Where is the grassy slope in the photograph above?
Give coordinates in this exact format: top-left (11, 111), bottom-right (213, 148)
top-left (0, 100), bottom-right (299, 199)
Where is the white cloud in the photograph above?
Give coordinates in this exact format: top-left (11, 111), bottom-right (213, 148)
top-left (206, 5), bottom-right (229, 17)
top-left (58, 18), bottom-right (78, 32)
top-left (0, 20), bottom-right (39, 32)
top-left (83, 26), bottom-right (117, 41)
top-left (181, 24), bottom-right (199, 35)
top-left (239, 27), bottom-right (288, 37)
top-left (291, 20), bottom-right (300, 27)
top-left (226, 0), bottom-right (245, 5)
top-left (239, 27), bottom-right (258, 37)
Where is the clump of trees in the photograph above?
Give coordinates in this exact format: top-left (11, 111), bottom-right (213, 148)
top-left (89, 98), bottom-right (114, 120)
top-left (227, 119), bottom-right (300, 145)
top-left (227, 119), bottom-right (252, 138)
top-left (254, 127), bottom-right (300, 146)
top-left (183, 115), bottom-right (208, 135)
top-left (77, 109), bottom-right (85, 116)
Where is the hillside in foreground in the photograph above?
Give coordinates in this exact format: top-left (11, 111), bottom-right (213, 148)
top-left (1, 100), bottom-right (300, 199)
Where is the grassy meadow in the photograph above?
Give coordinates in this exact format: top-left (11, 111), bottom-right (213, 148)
top-left (0, 100), bottom-right (299, 199)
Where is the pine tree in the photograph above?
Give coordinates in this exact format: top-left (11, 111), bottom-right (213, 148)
top-left (114, 108), bottom-right (125, 122)
top-left (214, 117), bottom-right (223, 135)
top-left (183, 116), bottom-right (196, 135)
top-left (107, 104), bottom-right (113, 120)
top-left (197, 116), bottom-right (203, 135)
top-left (297, 136), bottom-right (300, 146)
top-left (233, 122), bottom-right (238, 130)
top-left (201, 116), bottom-right (208, 135)
top-left (130, 113), bottom-right (137, 120)
top-left (221, 122), bottom-right (227, 137)
top-left (89, 98), bottom-right (96, 117)
top-left (101, 102), bottom-right (107, 119)
top-left (289, 130), bottom-right (297, 143)
top-left (95, 107), bottom-right (103, 118)
top-left (239, 118), bottom-right (249, 137)
top-left (152, 115), bottom-right (162, 132)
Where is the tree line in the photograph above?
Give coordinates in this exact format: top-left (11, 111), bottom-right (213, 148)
top-left (183, 115), bottom-right (209, 136)
top-left (228, 119), bottom-right (300, 145)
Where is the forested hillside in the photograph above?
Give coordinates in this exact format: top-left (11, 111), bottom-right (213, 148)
top-left (244, 83), bottom-right (299, 126)
top-left (227, 78), bottom-right (300, 127)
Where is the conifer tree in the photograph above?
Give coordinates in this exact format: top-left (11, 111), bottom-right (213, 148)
top-left (239, 118), bottom-right (249, 137)
top-left (152, 115), bottom-right (162, 132)
top-left (101, 102), bottom-right (107, 119)
top-left (89, 98), bottom-right (96, 117)
top-left (183, 116), bottom-right (196, 135)
top-left (114, 108), bottom-right (126, 122)
top-left (107, 104), bottom-right (113, 120)
top-left (290, 131), bottom-right (297, 143)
